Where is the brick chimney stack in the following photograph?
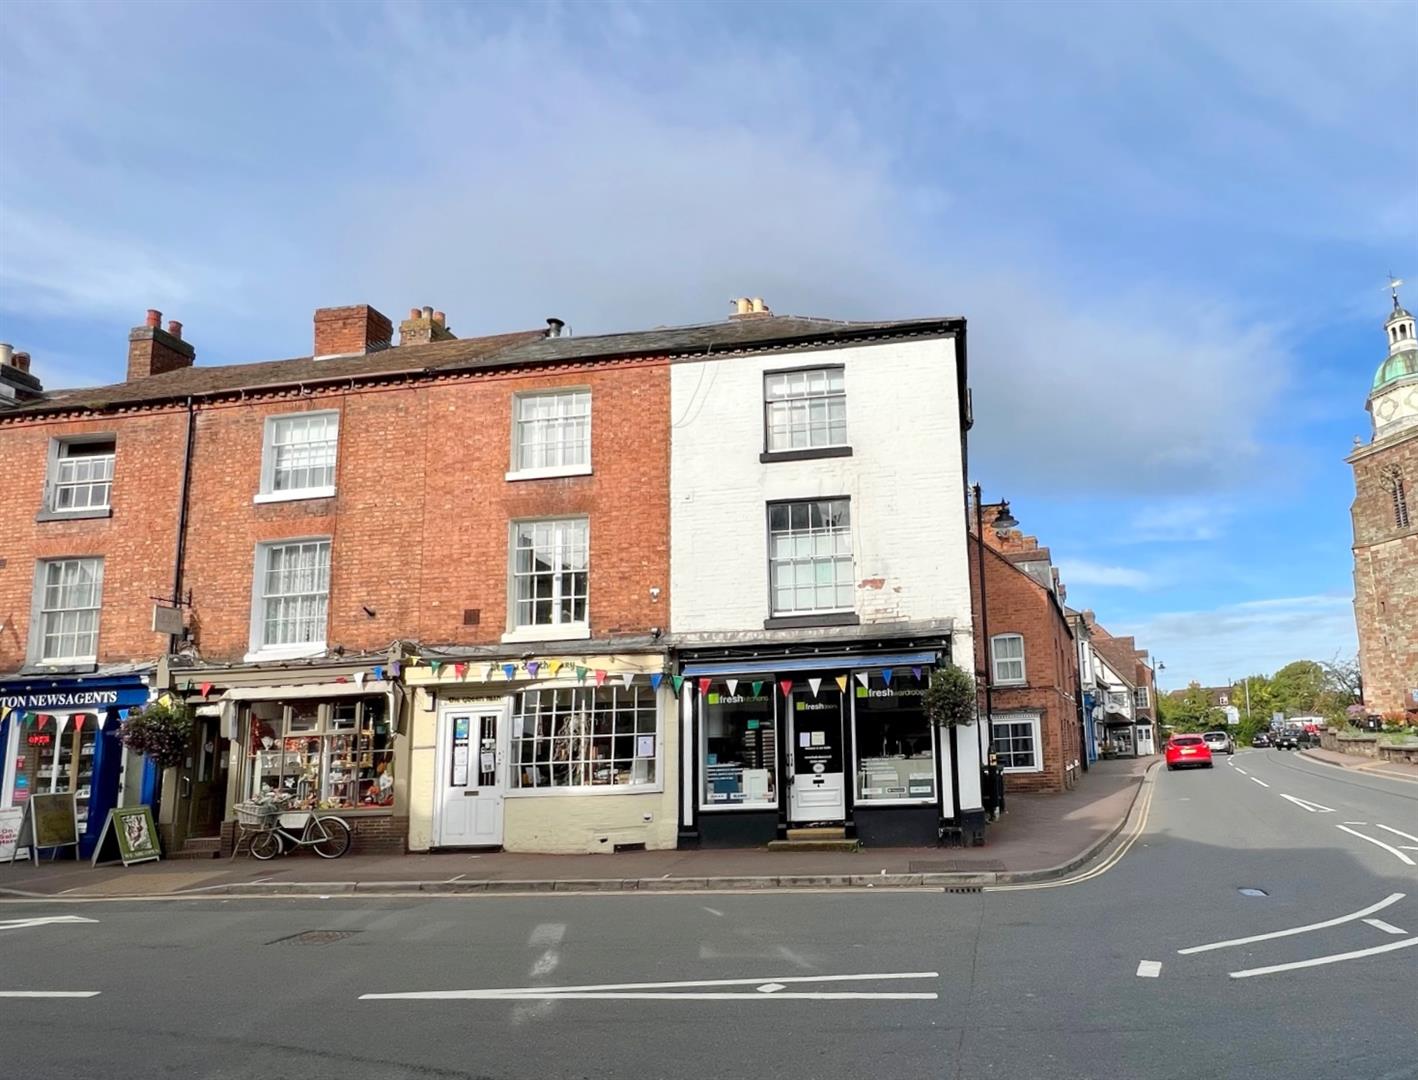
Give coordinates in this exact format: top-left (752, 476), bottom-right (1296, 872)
top-left (313, 304), bottom-right (393, 358)
top-left (127, 309), bottom-right (196, 380)
top-left (398, 305), bottom-right (457, 347)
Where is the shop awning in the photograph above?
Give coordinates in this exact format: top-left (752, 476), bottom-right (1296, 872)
top-left (682, 651), bottom-right (939, 677)
top-left (221, 681), bottom-right (393, 701)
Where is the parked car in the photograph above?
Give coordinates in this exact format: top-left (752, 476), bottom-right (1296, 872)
top-left (1251, 731), bottom-right (1271, 748)
top-left (1274, 730), bottom-right (1300, 750)
top-left (1165, 734), bottom-right (1214, 771)
top-left (1202, 730), bottom-right (1234, 755)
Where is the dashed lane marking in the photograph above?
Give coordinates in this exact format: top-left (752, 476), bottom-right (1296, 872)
top-left (1337, 826), bottom-right (1417, 867)
top-left (1250, 777), bottom-right (1271, 789)
top-left (0, 915), bottom-right (99, 933)
top-left (1363, 918), bottom-right (1408, 936)
top-left (1235, 768), bottom-right (1249, 776)
top-left (1229, 935), bottom-right (1418, 980)
top-left (1375, 824), bottom-right (1418, 845)
top-left (361, 971), bottom-right (941, 1002)
top-left (1177, 893), bottom-right (1406, 954)
top-left (0, 991), bottom-right (100, 998)
top-left (1135, 960), bottom-right (1162, 978)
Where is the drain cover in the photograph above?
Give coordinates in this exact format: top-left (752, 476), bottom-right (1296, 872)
top-left (267, 930), bottom-right (360, 945)
top-left (1238, 888), bottom-right (1269, 898)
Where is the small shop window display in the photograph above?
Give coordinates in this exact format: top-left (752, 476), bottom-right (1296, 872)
top-left (246, 698), bottom-right (394, 810)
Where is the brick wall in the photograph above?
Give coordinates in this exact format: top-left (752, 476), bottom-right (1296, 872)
top-left (968, 536), bottom-right (1081, 794)
top-left (1350, 432), bottom-right (1418, 716)
top-left (219, 814), bottom-right (409, 856)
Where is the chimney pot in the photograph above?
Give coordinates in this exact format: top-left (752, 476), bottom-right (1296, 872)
top-left (167, 320), bottom-right (183, 339)
top-left (546, 317), bottom-right (565, 338)
top-left (422, 306), bottom-right (434, 319)
top-left (409, 307), bottom-right (421, 320)
top-left (0, 343), bottom-right (12, 367)
top-left (751, 297), bottom-right (767, 313)
top-left (128, 312), bottom-right (194, 379)
top-left (433, 310), bottom-right (446, 326)
top-left (146, 309), bottom-right (162, 328)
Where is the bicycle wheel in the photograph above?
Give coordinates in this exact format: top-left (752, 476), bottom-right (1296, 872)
top-left (310, 815), bottom-right (352, 859)
top-left (250, 829), bottom-right (283, 860)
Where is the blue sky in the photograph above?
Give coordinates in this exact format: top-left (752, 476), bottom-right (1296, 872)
top-left (2, 1), bottom-right (1414, 687)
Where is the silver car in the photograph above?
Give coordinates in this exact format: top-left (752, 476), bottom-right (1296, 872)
top-left (1202, 730), bottom-right (1234, 755)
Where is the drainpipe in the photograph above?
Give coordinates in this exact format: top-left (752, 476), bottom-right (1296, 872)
top-left (169, 396), bottom-right (196, 654)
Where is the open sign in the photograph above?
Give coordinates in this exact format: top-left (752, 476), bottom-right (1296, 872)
top-left (26, 733), bottom-right (52, 747)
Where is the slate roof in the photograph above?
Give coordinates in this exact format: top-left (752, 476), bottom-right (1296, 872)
top-left (10, 314), bottom-right (964, 417)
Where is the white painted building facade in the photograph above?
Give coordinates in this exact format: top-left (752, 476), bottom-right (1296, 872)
top-left (669, 317), bottom-right (981, 847)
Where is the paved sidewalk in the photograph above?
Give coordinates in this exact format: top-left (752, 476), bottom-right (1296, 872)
top-left (1300, 746), bottom-right (1418, 782)
top-left (1, 758), bottom-right (1153, 898)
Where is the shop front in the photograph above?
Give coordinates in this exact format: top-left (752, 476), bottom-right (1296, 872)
top-left (679, 644), bottom-right (957, 849)
top-left (166, 662), bottom-right (404, 855)
top-left (403, 650), bottom-right (678, 855)
top-left (0, 671), bottom-right (152, 859)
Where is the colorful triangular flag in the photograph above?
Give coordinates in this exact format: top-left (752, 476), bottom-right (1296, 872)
top-left (650, 673), bottom-right (664, 692)
top-left (37, 713), bottom-right (49, 730)
top-left (808, 677), bottom-right (822, 697)
top-left (779, 679), bottom-right (794, 697)
top-left (671, 675), bottom-right (684, 696)
top-left (594, 670), bottom-right (608, 686)
top-left (835, 674), bottom-right (848, 694)
top-left (911, 666), bottom-right (923, 682)
top-left (453, 662), bottom-right (467, 679)
top-left (576, 665), bottom-right (588, 683)
top-left (621, 672), bottom-right (635, 689)
top-left (373, 665), bottom-right (385, 681)
top-left (527, 661), bottom-right (540, 678)
top-left (548, 660), bottom-right (563, 676)
top-left (697, 677), bottom-right (712, 695)
top-left (354, 671), bottom-right (367, 688)
top-left (200, 682), bottom-right (213, 698)
top-left (725, 678), bottom-right (739, 697)
top-left (503, 663), bottom-right (517, 681)
top-left (429, 659), bottom-right (443, 674)
top-left (391, 660), bottom-right (402, 677)
top-left (751, 680), bottom-right (764, 698)
top-left (854, 672), bottom-right (870, 689)
top-left (74, 715), bottom-right (86, 732)
top-left (882, 668), bottom-right (894, 686)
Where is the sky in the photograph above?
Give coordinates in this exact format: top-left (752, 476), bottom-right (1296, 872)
top-left (1, 0), bottom-right (1415, 689)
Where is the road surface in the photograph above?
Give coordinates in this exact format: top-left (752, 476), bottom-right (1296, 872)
top-left (2, 749), bottom-right (1414, 1079)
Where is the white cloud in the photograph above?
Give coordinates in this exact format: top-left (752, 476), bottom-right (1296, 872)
top-left (1124, 594), bottom-right (1357, 688)
top-left (1056, 560), bottom-right (1155, 589)
top-left (1124, 500), bottom-right (1229, 543)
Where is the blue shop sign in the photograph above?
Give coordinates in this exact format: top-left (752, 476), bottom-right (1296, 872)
top-left (0, 676), bottom-right (150, 713)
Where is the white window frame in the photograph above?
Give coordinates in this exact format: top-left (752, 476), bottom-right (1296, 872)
top-left (255, 411), bottom-right (339, 503)
top-left (30, 557), bottom-right (104, 664)
top-left (851, 670), bottom-right (938, 806)
top-left (246, 538), bottom-right (331, 661)
top-left (763, 366), bottom-right (848, 453)
top-left (506, 684), bottom-right (663, 796)
top-left (991, 634), bottom-right (1026, 685)
top-left (507, 388), bottom-right (592, 481)
top-left (44, 436), bottom-right (116, 515)
top-left (698, 682), bottom-right (780, 811)
top-left (504, 517), bottom-right (590, 643)
top-left (767, 498), bottom-right (855, 616)
top-left (991, 712), bottom-right (1043, 774)
top-left (1133, 686), bottom-right (1150, 710)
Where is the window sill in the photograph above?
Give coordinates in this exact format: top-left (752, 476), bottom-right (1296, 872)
top-left (254, 487), bottom-right (336, 505)
top-left (22, 660), bottom-right (98, 675)
top-left (992, 679), bottom-right (1028, 688)
top-left (506, 783), bottom-right (663, 798)
top-left (35, 507), bottom-right (111, 523)
top-left (243, 644), bottom-right (327, 663)
top-left (505, 464), bottom-right (593, 482)
top-left (999, 765), bottom-right (1044, 775)
top-left (501, 624), bottom-right (591, 644)
top-left (763, 612), bottom-right (860, 630)
top-left (759, 445), bottom-right (853, 464)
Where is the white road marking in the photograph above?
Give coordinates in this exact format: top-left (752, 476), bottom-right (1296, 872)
top-left (1135, 960), bottom-right (1162, 978)
top-left (361, 971), bottom-right (940, 1001)
top-left (1177, 893), bottom-right (1406, 954)
top-left (1229, 935), bottom-right (1418, 979)
top-left (1249, 777), bottom-right (1271, 788)
top-left (1279, 794), bottom-right (1335, 813)
top-left (1375, 824), bottom-right (1418, 845)
top-left (0, 991), bottom-right (100, 998)
top-left (1337, 826), bottom-right (1417, 867)
top-left (756, 982), bottom-right (786, 993)
top-left (1235, 768), bottom-right (1248, 776)
top-left (1343, 821), bottom-right (1368, 826)
top-left (702, 907), bottom-right (724, 917)
top-left (528, 923), bottom-right (566, 947)
top-left (1363, 918), bottom-right (1407, 936)
top-left (0, 916), bottom-right (99, 933)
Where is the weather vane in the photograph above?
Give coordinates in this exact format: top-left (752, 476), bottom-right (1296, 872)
top-left (1388, 272), bottom-right (1405, 306)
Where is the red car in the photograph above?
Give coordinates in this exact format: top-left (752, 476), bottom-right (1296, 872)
top-left (1165, 734), bottom-right (1213, 771)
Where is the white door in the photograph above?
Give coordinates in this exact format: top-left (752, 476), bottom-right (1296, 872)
top-left (435, 706), bottom-right (504, 848)
top-left (786, 684), bottom-right (847, 823)
top-left (1135, 725), bottom-right (1154, 756)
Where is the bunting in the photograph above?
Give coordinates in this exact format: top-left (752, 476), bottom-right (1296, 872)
top-left (576, 666), bottom-right (588, 682)
top-left (778, 679), bottom-right (794, 697)
top-left (502, 663), bottom-right (517, 681)
top-left (725, 678), bottom-right (739, 697)
top-left (911, 666), bottom-right (923, 682)
top-left (854, 672), bottom-right (870, 689)
top-left (882, 668), bottom-right (894, 686)
top-left (37, 713), bottom-right (49, 730)
top-left (835, 674), bottom-right (848, 694)
top-left (548, 660), bottom-right (563, 676)
top-left (751, 680), bottom-right (764, 698)
top-left (453, 662), bottom-right (467, 680)
top-left (391, 660), bottom-right (402, 678)
top-left (621, 672), bottom-right (635, 689)
top-left (697, 677), bottom-right (712, 696)
top-left (593, 670), bottom-right (608, 686)
top-left (484, 665), bottom-right (495, 682)
top-left (650, 673), bottom-right (664, 692)
top-left (406, 656), bottom-right (421, 669)
top-left (808, 677), bottom-right (822, 697)
top-left (117, 708), bottom-right (131, 722)
top-left (373, 665), bottom-right (385, 681)
top-left (429, 659), bottom-right (443, 674)
top-left (74, 714), bottom-right (87, 733)
top-left (354, 672), bottom-right (367, 688)
top-left (527, 661), bottom-right (540, 679)
top-left (200, 682), bottom-right (213, 698)
top-left (671, 675), bottom-right (685, 696)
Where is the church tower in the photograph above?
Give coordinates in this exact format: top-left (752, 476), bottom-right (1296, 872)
top-left (1347, 282), bottom-right (1418, 719)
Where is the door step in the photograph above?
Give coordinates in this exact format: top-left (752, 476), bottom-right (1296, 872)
top-left (769, 827), bottom-right (859, 852)
top-left (170, 837), bottom-right (222, 860)
top-left (786, 827), bottom-right (846, 841)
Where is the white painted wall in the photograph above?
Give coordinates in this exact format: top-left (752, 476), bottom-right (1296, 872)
top-left (670, 337), bottom-right (972, 643)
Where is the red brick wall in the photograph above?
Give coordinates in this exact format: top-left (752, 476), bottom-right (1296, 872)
top-left (0, 409), bottom-right (189, 667)
top-left (313, 305), bottom-right (394, 357)
top-left (969, 536), bottom-right (1082, 794)
top-left (1, 357), bottom-right (671, 670)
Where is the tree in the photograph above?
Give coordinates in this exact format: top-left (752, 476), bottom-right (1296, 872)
top-left (1317, 656), bottom-right (1362, 723)
top-left (1270, 660), bottom-right (1327, 716)
top-left (1162, 682), bottom-right (1225, 733)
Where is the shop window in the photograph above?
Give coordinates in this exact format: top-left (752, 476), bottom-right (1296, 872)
top-left (33, 557), bottom-right (104, 663)
top-left (767, 498), bottom-right (853, 615)
top-left (46, 437), bottom-right (115, 514)
top-left (510, 518), bottom-right (588, 632)
top-left (702, 684), bottom-right (777, 808)
top-left (258, 411), bottom-right (339, 501)
top-left (854, 672), bottom-right (935, 802)
top-left (992, 714), bottom-right (1042, 773)
top-left (13, 714), bottom-right (99, 827)
top-left (990, 634), bottom-right (1025, 685)
top-left (251, 539), bottom-right (331, 655)
top-left (245, 698), bottom-right (394, 809)
top-left (510, 389), bottom-right (591, 477)
top-left (763, 366), bottom-right (847, 452)
top-left (510, 685), bottom-right (657, 790)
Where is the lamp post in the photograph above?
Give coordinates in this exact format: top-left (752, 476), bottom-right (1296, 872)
top-left (972, 483), bottom-right (1017, 819)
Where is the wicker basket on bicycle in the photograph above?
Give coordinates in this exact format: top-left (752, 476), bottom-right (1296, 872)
top-left (234, 799), bottom-right (287, 828)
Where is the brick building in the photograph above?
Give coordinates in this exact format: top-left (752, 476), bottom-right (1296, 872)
top-left (969, 503), bottom-right (1084, 794)
top-left (1347, 289), bottom-right (1418, 720)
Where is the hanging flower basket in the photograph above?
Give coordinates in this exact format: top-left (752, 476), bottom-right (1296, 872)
top-left (118, 700), bottom-right (193, 769)
top-left (924, 664), bottom-right (977, 728)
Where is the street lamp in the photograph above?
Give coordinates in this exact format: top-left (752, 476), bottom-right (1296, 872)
top-left (973, 484), bottom-right (1016, 819)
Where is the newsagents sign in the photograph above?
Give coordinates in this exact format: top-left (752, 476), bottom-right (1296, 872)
top-left (0, 680), bottom-right (148, 712)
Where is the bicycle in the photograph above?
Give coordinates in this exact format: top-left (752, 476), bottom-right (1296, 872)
top-left (234, 798), bottom-right (351, 860)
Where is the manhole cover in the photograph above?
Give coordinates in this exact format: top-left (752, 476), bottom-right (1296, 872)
top-left (267, 930), bottom-right (360, 945)
top-left (1238, 888), bottom-right (1269, 898)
